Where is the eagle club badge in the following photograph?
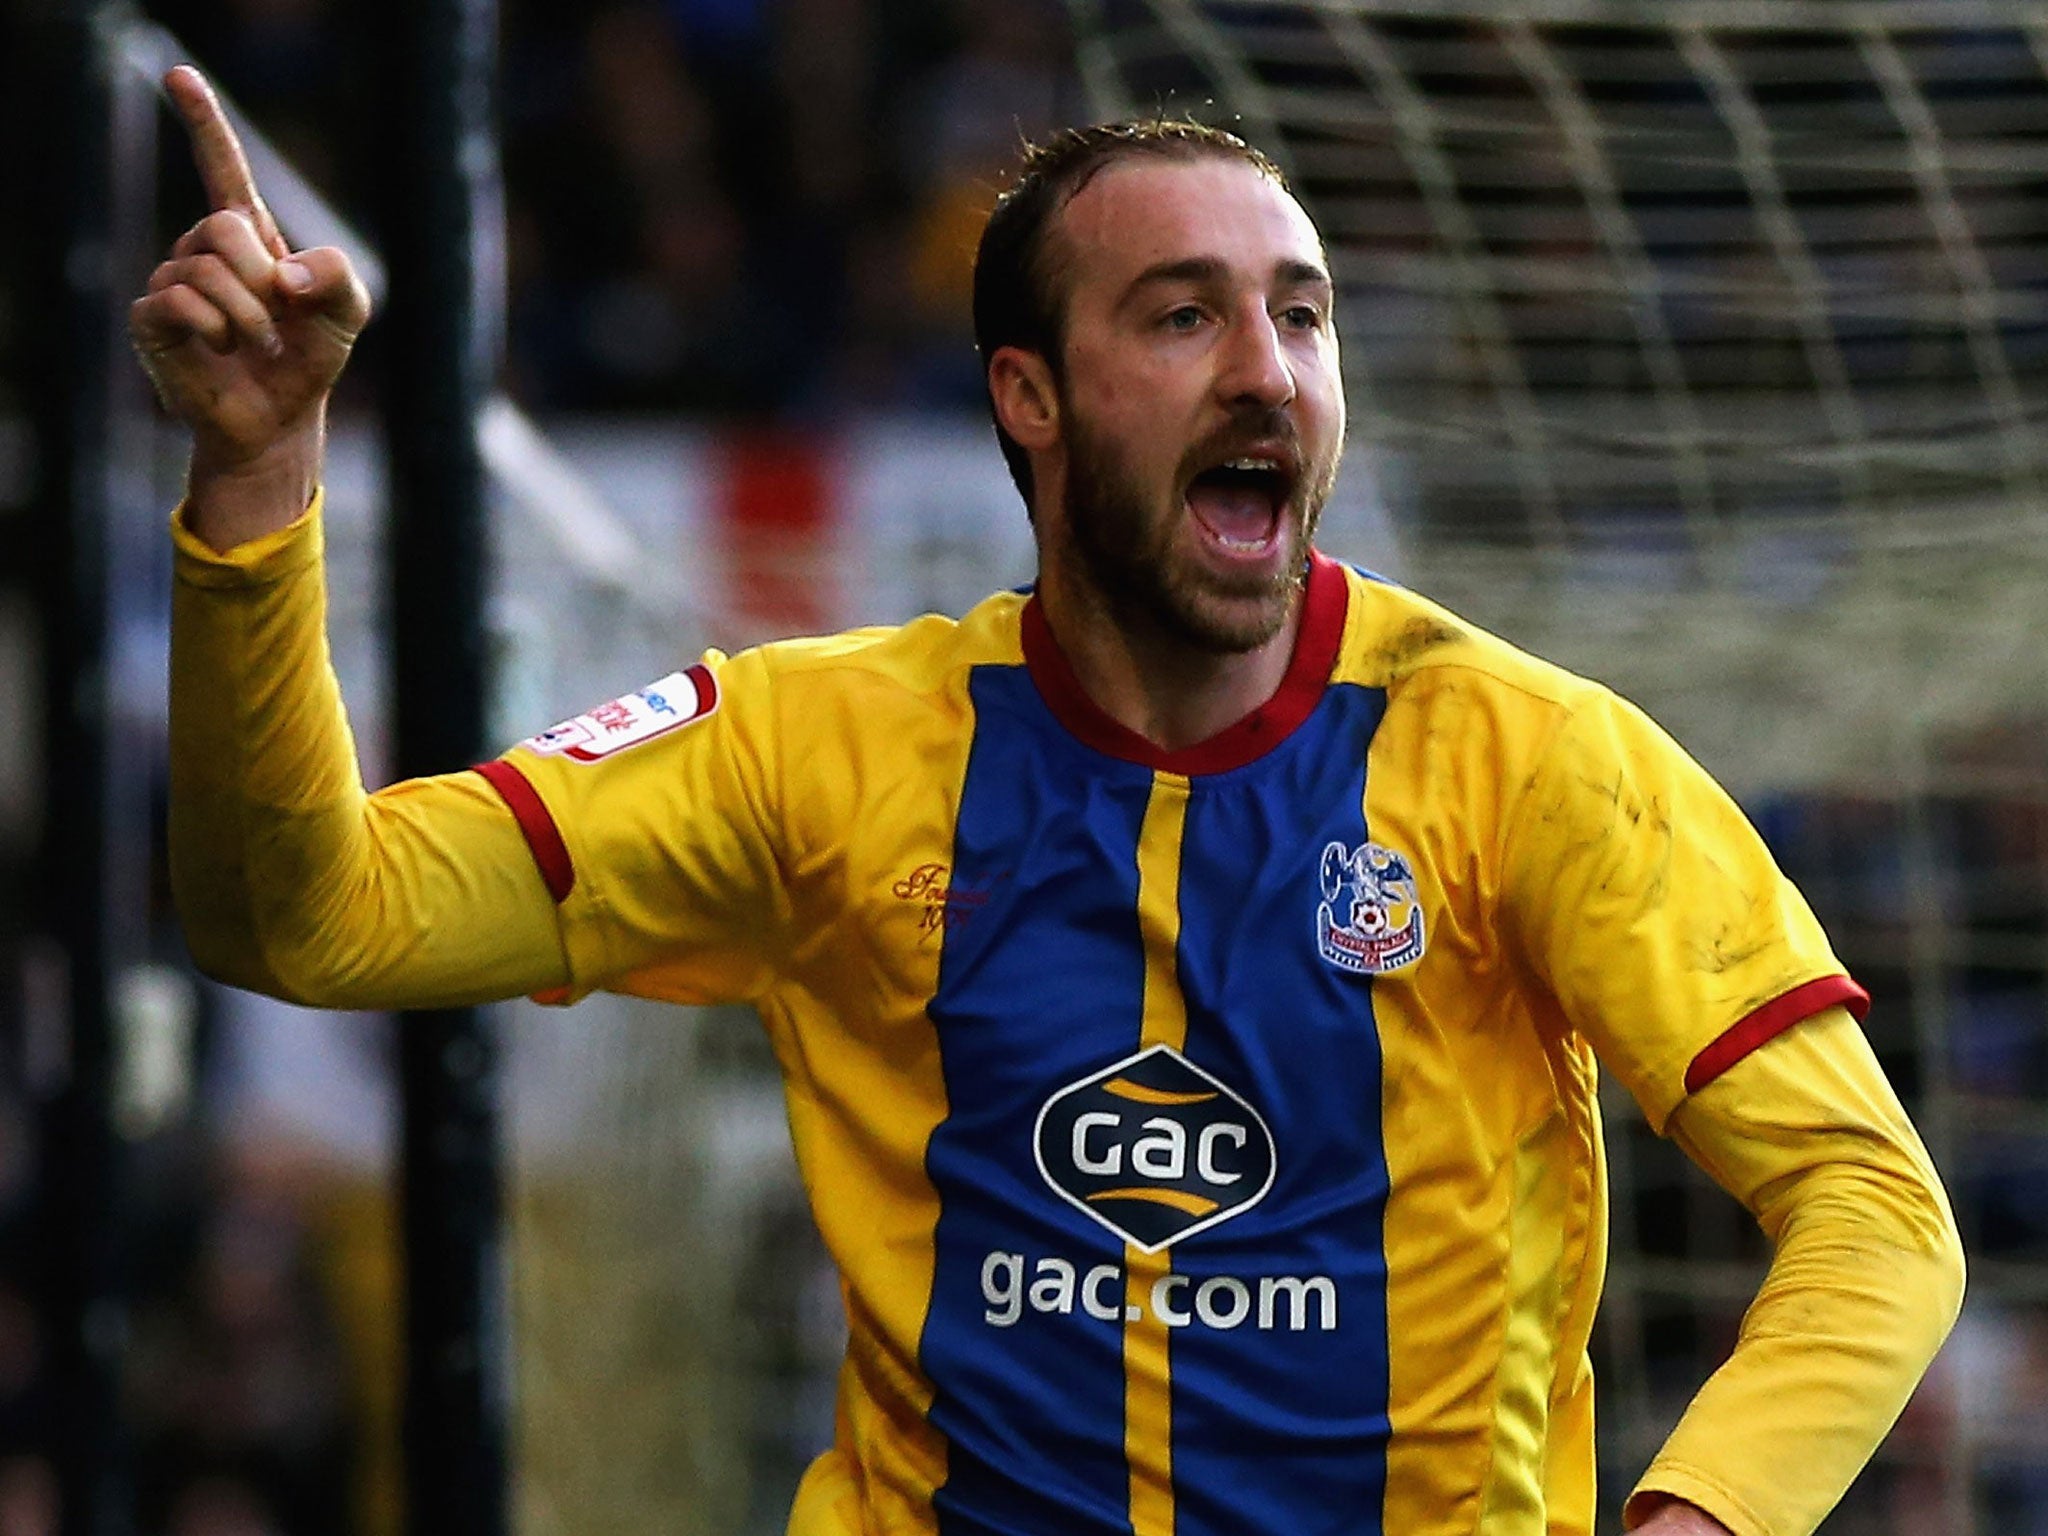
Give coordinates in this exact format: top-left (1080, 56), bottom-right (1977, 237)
top-left (1316, 840), bottom-right (1427, 975)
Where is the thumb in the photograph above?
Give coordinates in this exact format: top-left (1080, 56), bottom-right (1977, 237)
top-left (276, 246), bottom-right (373, 340)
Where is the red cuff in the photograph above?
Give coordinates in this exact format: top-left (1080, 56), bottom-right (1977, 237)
top-left (1683, 974), bottom-right (1870, 1094)
top-left (473, 759), bottom-right (575, 903)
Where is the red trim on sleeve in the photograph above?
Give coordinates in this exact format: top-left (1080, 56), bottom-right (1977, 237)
top-left (1019, 550), bottom-right (1350, 775)
top-left (687, 663), bottom-right (717, 719)
top-left (1683, 974), bottom-right (1871, 1093)
top-left (472, 759), bottom-right (576, 903)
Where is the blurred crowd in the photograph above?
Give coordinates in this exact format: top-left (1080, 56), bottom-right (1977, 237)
top-left (149, 0), bottom-right (1081, 419)
top-left (0, 1083), bottom-right (369, 1536)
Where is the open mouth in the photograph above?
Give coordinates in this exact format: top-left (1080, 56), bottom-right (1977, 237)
top-left (1184, 455), bottom-right (1296, 554)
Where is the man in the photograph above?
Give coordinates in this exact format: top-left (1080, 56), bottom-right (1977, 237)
top-left (136, 63), bottom-right (1963, 1536)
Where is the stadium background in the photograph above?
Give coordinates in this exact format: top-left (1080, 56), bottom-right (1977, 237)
top-left (1, 1), bottom-right (2045, 1533)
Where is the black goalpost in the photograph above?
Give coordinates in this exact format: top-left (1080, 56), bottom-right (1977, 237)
top-left (374, 0), bottom-right (511, 1533)
top-left (31, 3), bottom-right (160, 1531)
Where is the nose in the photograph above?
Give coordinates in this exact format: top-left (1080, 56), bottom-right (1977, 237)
top-left (1216, 306), bottom-right (1297, 411)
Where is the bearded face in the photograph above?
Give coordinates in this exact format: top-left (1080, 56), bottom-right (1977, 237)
top-left (1060, 392), bottom-right (1339, 655)
top-left (997, 156), bottom-right (1348, 659)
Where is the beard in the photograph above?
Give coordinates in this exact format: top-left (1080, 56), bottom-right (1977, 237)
top-left (1061, 400), bottom-right (1336, 655)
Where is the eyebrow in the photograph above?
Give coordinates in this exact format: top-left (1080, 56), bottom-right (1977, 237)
top-left (1121, 256), bottom-right (1335, 305)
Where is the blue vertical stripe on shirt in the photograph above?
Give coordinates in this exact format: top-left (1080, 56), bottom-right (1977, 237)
top-left (1168, 682), bottom-right (1393, 1536)
top-left (921, 663), bottom-right (1156, 1535)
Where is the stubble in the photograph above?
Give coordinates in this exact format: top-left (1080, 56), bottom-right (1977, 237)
top-left (1061, 402), bottom-right (1335, 655)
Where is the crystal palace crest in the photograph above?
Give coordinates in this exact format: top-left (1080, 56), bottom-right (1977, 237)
top-left (1316, 839), bottom-right (1427, 976)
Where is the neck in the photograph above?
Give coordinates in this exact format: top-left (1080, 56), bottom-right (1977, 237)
top-left (1034, 564), bottom-right (1305, 753)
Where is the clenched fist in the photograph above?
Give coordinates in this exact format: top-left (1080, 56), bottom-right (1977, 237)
top-left (131, 65), bottom-right (371, 551)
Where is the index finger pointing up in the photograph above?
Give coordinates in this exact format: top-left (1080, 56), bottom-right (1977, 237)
top-left (164, 65), bottom-right (289, 259)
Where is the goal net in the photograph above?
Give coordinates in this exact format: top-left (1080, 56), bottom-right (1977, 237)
top-left (1065, 1), bottom-right (2048, 1528)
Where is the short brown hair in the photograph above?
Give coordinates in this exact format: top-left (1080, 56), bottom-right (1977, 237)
top-left (972, 120), bottom-right (1290, 508)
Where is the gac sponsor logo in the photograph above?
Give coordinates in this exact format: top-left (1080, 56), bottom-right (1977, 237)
top-left (980, 1251), bottom-right (1337, 1332)
top-left (1033, 1044), bottom-right (1276, 1252)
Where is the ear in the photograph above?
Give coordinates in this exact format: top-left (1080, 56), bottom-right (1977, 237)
top-left (988, 345), bottom-right (1061, 453)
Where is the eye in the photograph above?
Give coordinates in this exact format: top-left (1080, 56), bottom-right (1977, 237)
top-left (1161, 304), bottom-right (1207, 333)
top-left (1278, 302), bottom-right (1325, 331)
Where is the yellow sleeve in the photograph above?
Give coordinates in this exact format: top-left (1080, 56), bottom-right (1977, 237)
top-left (1623, 1005), bottom-right (1966, 1536)
top-left (481, 642), bottom-right (796, 1008)
top-left (169, 492), bottom-right (569, 1008)
top-left (1505, 687), bottom-right (1863, 1130)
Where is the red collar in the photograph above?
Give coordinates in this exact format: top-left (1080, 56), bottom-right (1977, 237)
top-left (1019, 551), bottom-right (1350, 776)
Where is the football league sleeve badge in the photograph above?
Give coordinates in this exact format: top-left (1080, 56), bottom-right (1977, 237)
top-left (521, 665), bottom-right (719, 763)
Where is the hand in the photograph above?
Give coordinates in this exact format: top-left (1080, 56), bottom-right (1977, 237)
top-left (129, 66), bottom-right (371, 547)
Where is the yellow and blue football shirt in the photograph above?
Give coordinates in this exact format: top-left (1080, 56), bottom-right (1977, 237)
top-left (471, 552), bottom-right (1865, 1536)
top-left (171, 503), bottom-right (1958, 1536)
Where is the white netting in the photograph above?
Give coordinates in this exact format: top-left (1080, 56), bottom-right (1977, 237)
top-left (1070, 0), bottom-right (2048, 773)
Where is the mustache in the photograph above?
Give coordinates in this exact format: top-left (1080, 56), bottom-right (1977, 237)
top-left (1176, 407), bottom-right (1306, 486)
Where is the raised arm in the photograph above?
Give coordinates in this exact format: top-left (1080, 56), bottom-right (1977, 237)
top-left (141, 67), bottom-right (568, 1009)
top-left (131, 65), bottom-right (369, 551)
